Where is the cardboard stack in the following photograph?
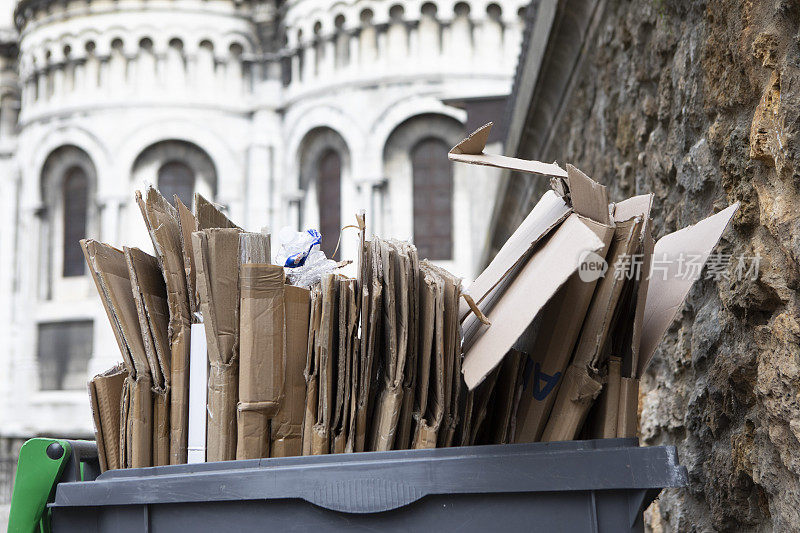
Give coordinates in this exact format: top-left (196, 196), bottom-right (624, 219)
top-left (450, 122), bottom-right (738, 444)
top-left (85, 122), bottom-right (738, 469)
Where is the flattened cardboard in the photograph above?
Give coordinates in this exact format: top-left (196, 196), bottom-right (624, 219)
top-left (371, 239), bottom-right (410, 451)
top-left (136, 187), bottom-right (192, 464)
top-left (272, 285), bottom-right (311, 458)
top-left (89, 364), bottom-right (127, 471)
top-left (332, 278), bottom-right (358, 453)
top-left (459, 190), bottom-right (570, 324)
top-left (354, 241), bottom-right (382, 452)
top-left (424, 261), bottom-right (462, 448)
top-left (541, 217), bottom-right (642, 441)
top-left (448, 122), bottom-right (568, 178)
top-left (192, 227), bottom-right (242, 461)
top-left (395, 242), bottom-right (419, 450)
top-left (412, 266), bottom-right (444, 449)
top-left (302, 286), bottom-right (322, 455)
top-left (462, 214), bottom-right (606, 389)
top-left (125, 246), bottom-right (171, 466)
top-left (82, 239), bottom-right (153, 468)
top-left (237, 264), bottom-right (284, 460)
top-left (512, 217), bottom-right (614, 443)
top-left (311, 274), bottom-right (338, 455)
top-left (638, 203), bottom-right (739, 376)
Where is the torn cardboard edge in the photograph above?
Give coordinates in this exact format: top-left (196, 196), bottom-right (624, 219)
top-left (89, 364), bottom-right (127, 471)
top-left (448, 122), bottom-right (568, 178)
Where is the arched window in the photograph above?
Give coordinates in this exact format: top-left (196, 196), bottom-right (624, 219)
top-left (158, 160), bottom-right (195, 208)
top-left (62, 166), bottom-right (88, 277)
top-left (412, 137), bottom-right (452, 260)
top-left (317, 149), bottom-right (341, 259)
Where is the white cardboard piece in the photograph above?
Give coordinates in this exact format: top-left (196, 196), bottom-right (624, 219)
top-left (187, 322), bottom-right (208, 463)
top-left (462, 214), bottom-right (606, 389)
top-left (637, 203), bottom-right (739, 376)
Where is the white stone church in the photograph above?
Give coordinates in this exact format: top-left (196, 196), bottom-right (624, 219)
top-left (0, 0), bottom-right (527, 460)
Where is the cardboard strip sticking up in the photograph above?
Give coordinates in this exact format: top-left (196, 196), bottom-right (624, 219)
top-left (192, 227), bottom-right (242, 462)
top-left (136, 187), bottom-right (192, 465)
top-left (89, 364), bottom-right (127, 471)
top-left (237, 263), bottom-right (284, 460)
top-left (448, 122), bottom-right (568, 178)
top-left (462, 214), bottom-right (606, 390)
top-left (125, 246), bottom-right (171, 466)
top-left (637, 203), bottom-right (740, 376)
top-left (176, 198), bottom-right (199, 320)
top-left (195, 193), bottom-right (240, 231)
top-left (81, 239), bottom-right (153, 468)
top-left (591, 356), bottom-right (621, 439)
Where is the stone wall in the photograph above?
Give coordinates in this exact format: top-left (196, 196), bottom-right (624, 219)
top-left (527, 0), bottom-right (800, 530)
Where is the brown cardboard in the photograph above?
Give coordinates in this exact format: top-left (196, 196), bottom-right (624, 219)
top-left (192, 227), bottom-right (242, 461)
top-left (89, 364), bottom-right (127, 471)
top-left (412, 265), bottom-right (444, 449)
top-left (512, 216), bottom-right (614, 443)
top-left (236, 263), bottom-right (284, 460)
top-left (271, 285), bottom-right (311, 457)
top-left (459, 189), bottom-right (570, 327)
top-left (468, 367), bottom-right (500, 445)
top-left (195, 192), bottom-right (240, 231)
top-left (81, 239), bottom-right (153, 468)
top-left (490, 350), bottom-right (524, 444)
top-left (539, 363), bottom-right (603, 442)
top-left (302, 285), bottom-right (322, 455)
top-left (616, 377), bottom-right (639, 438)
top-left (566, 165), bottom-right (611, 226)
top-left (354, 240), bottom-right (382, 452)
top-left (448, 122), bottom-right (568, 178)
top-left (462, 214), bottom-right (606, 389)
top-left (572, 216), bottom-right (643, 371)
top-left (395, 242), bottom-right (420, 450)
top-left (332, 278), bottom-right (357, 453)
top-left (311, 273), bottom-right (338, 455)
top-left (591, 356), bottom-right (621, 439)
top-left (637, 203), bottom-right (740, 376)
top-left (136, 187), bottom-right (192, 464)
top-left (124, 246), bottom-right (171, 466)
top-left (424, 261), bottom-right (462, 448)
top-left (540, 216), bottom-right (642, 441)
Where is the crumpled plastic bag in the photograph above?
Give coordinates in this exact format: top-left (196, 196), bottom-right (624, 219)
top-left (275, 227), bottom-right (337, 287)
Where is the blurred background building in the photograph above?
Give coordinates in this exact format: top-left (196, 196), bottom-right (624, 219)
top-left (0, 0), bottom-right (530, 507)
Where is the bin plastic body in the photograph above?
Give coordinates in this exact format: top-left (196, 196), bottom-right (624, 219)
top-left (49, 438), bottom-right (686, 532)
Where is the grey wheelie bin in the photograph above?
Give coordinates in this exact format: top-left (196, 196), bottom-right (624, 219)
top-left (43, 437), bottom-right (686, 532)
